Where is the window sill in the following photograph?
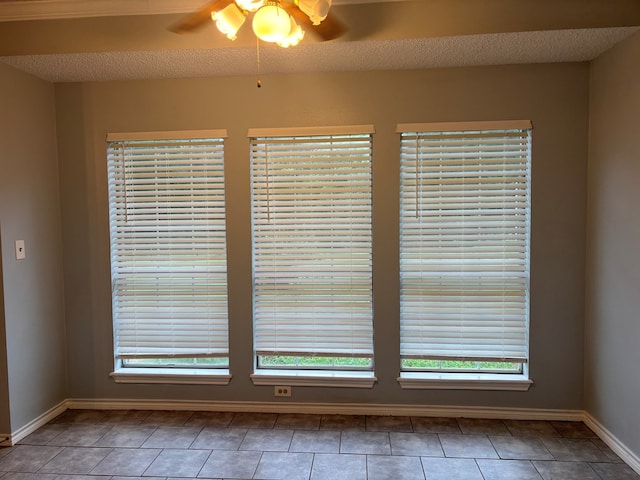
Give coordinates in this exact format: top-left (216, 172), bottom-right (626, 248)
top-left (110, 368), bottom-right (232, 385)
top-left (251, 369), bottom-right (377, 388)
top-left (398, 372), bottom-right (532, 391)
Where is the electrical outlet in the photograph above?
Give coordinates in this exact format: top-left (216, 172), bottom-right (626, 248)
top-left (274, 385), bottom-right (291, 397)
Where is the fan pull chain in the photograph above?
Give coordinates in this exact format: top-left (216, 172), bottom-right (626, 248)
top-left (256, 36), bottom-right (262, 88)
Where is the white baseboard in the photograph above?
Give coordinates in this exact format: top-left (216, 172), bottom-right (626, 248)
top-left (584, 412), bottom-right (640, 475)
top-left (67, 397), bottom-right (584, 421)
top-left (8, 400), bottom-right (68, 446)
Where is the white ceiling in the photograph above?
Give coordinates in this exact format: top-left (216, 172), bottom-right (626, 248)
top-left (1, 0), bottom-right (639, 82)
top-left (2, 28), bottom-right (638, 83)
top-left (0, 0), bottom-right (384, 21)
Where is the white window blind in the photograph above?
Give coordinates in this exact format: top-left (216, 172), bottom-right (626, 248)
top-left (398, 121), bottom-right (532, 363)
top-left (107, 131), bottom-right (229, 360)
top-left (250, 127), bottom-right (374, 359)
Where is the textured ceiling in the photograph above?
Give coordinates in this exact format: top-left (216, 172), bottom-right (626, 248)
top-left (2, 27), bottom-right (638, 82)
top-left (0, 0), bottom-right (379, 21)
top-left (1, 0), bottom-right (639, 82)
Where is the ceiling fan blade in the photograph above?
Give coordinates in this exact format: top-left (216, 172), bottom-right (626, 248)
top-left (282, 3), bottom-right (346, 41)
top-left (311, 11), bottom-right (347, 41)
top-left (170, 0), bottom-right (234, 33)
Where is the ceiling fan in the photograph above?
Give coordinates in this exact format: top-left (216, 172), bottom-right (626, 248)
top-left (171, 0), bottom-right (346, 48)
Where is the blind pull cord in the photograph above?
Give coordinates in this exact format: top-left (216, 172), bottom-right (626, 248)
top-left (415, 134), bottom-right (420, 218)
top-left (120, 144), bottom-right (128, 223)
top-left (265, 141), bottom-right (271, 222)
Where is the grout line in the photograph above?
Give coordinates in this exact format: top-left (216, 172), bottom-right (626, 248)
top-left (6, 406), bottom-right (640, 478)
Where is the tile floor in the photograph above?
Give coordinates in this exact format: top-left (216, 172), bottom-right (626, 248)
top-left (0, 410), bottom-right (638, 480)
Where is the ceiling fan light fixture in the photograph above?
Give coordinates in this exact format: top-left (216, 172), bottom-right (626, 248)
top-left (252, 2), bottom-right (291, 43)
top-left (211, 3), bottom-right (247, 40)
top-left (297, 0), bottom-right (331, 25)
top-left (277, 17), bottom-right (304, 47)
top-left (173, 0), bottom-right (344, 49)
top-left (235, 0), bottom-right (266, 13)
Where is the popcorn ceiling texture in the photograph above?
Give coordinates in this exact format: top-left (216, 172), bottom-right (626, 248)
top-left (1, 27), bottom-right (638, 82)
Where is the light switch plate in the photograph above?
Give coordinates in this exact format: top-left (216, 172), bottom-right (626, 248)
top-left (15, 240), bottom-right (26, 260)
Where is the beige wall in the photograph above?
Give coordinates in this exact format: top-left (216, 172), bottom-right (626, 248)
top-left (0, 235), bottom-right (9, 435)
top-left (3, 24), bottom-right (640, 460)
top-left (55, 62), bottom-right (589, 409)
top-left (0, 62), bottom-right (67, 432)
top-left (586, 31), bottom-right (640, 456)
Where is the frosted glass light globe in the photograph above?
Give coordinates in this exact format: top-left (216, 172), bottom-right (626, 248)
top-left (252, 3), bottom-right (291, 43)
top-left (277, 16), bottom-right (304, 47)
top-left (211, 3), bottom-right (246, 40)
top-left (236, 0), bottom-right (265, 12)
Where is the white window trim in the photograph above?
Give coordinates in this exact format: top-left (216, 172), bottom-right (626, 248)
top-left (110, 368), bottom-right (232, 385)
top-left (398, 371), bottom-right (532, 391)
top-left (251, 369), bottom-right (377, 388)
top-left (107, 129), bottom-right (228, 141)
top-left (248, 124), bottom-right (375, 137)
top-left (396, 120), bottom-right (532, 133)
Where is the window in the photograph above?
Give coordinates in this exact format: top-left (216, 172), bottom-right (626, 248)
top-left (397, 121), bottom-right (532, 387)
top-left (249, 126), bottom-right (375, 385)
top-left (107, 130), bottom-right (230, 383)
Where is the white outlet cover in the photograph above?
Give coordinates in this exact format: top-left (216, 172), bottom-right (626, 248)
top-left (15, 240), bottom-right (26, 260)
